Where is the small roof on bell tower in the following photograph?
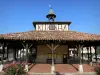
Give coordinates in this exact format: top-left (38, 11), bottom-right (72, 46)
top-left (46, 5), bottom-right (56, 21)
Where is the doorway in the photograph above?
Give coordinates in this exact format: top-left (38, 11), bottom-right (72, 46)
top-left (63, 54), bottom-right (67, 64)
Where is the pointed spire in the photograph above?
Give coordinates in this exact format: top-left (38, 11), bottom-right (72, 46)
top-left (46, 5), bottom-right (56, 22)
top-left (48, 8), bottom-right (55, 15)
top-left (48, 5), bottom-right (54, 14)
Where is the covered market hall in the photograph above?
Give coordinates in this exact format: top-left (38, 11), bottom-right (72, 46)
top-left (0, 8), bottom-right (100, 74)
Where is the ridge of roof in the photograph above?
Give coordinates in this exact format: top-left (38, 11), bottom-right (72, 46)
top-left (1, 30), bottom-right (100, 36)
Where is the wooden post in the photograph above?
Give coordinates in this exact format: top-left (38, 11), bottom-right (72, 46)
top-left (47, 44), bottom-right (59, 73)
top-left (13, 48), bottom-right (17, 61)
top-left (22, 42), bottom-right (32, 72)
top-left (26, 44), bottom-right (28, 65)
top-left (16, 49), bottom-right (18, 60)
top-left (20, 49), bottom-right (21, 62)
top-left (7, 47), bottom-right (8, 61)
top-left (22, 43), bottom-right (28, 72)
top-left (23, 49), bottom-right (24, 61)
top-left (87, 47), bottom-right (89, 63)
top-left (68, 46), bottom-right (69, 59)
top-left (77, 47), bottom-right (78, 57)
top-left (51, 44), bottom-right (54, 73)
top-left (2, 44), bottom-right (5, 63)
top-left (13, 48), bottom-right (15, 61)
top-left (78, 45), bottom-right (83, 72)
top-left (0, 43), bottom-right (4, 71)
top-left (67, 46), bottom-right (69, 64)
top-left (94, 46), bottom-right (97, 63)
top-left (82, 47), bottom-right (83, 63)
top-left (90, 46), bottom-right (92, 62)
top-left (79, 45), bottom-right (82, 65)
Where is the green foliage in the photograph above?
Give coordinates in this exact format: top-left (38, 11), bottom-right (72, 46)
top-left (3, 63), bottom-right (27, 75)
top-left (94, 66), bottom-right (100, 75)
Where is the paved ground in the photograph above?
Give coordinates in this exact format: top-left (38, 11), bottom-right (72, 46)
top-left (29, 64), bottom-right (51, 73)
top-left (29, 64), bottom-right (95, 73)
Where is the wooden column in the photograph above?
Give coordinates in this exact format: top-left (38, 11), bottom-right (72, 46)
top-left (13, 48), bottom-right (15, 61)
top-left (23, 49), bottom-right (24, 61)
top-left (26, 44), bottom-right (28, 66)
top-left (16, 49), bottom-right (18, 60)
top-left (94, 46), bottom-right (97, 63)
top-left (87, 47), bottom-right (89, 63)
top-left (22, 42), bottom-right (33, 72)
top-left (82, 47), bottom-right (83, 63)
top-left (6, 47), bottom-right (8, 61)
top-left (51, 44), bottom-right (54, 73)
top-left (79, 46), bottom-right (82, 65)
top-left (0, 43), bottom-right (4, 71)
top-left (22, 44), bottom-right (28, 72)
top-left (77, 45), bottom-right (83, 72)
top-left (20, 49), bottom-right (21, 62)
top-left (13, 48), bottom-right (17, 61)
top-left (68, 46), bottom-right (69, 59)
top-left (74, 48), bottom-right (75, 57)
top-left (2, 45), bottom-right (5, 62)
top-left (47, 44), bottom-right (59, 73)
top-left (77, 47), bottom-right (79, 57)
top-left (90, 47), bottom-right (92, 62)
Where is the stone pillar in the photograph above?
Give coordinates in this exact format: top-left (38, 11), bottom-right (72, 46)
top-left (78, 45), bottom-right (83, 73)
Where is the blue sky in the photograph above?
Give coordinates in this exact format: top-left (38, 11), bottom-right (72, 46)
top-left (0, 0), bottom-right (100, 34)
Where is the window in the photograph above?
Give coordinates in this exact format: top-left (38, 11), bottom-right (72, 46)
top-left (49, 24), bottom-right (55, 30)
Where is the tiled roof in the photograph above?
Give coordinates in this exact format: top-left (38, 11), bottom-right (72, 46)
top-left (0, 30), bottom-right (100, 41)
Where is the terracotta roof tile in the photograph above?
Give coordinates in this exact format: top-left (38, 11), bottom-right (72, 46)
top-left (0, 30), bottom-right (100, 41)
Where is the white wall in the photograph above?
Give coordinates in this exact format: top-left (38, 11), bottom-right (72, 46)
top-left (36, 24), bottom-right (68, 31)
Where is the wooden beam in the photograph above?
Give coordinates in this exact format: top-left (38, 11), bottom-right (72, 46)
top-left (53, 44), bottom-right (59, 50)
top-left (47, 44), bottom-right (52, 50)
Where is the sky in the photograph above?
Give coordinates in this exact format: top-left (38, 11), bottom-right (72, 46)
top-left (0, 0), bottom-right (100, 34)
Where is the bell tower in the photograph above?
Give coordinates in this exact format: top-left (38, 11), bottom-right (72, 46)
top-left (46, 6), bottom-right (56, 22)
top-left (33, 6), bottom-right (71, 31)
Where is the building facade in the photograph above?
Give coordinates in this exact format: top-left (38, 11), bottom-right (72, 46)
top-left (0, 8), bottom-right (100, 73)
